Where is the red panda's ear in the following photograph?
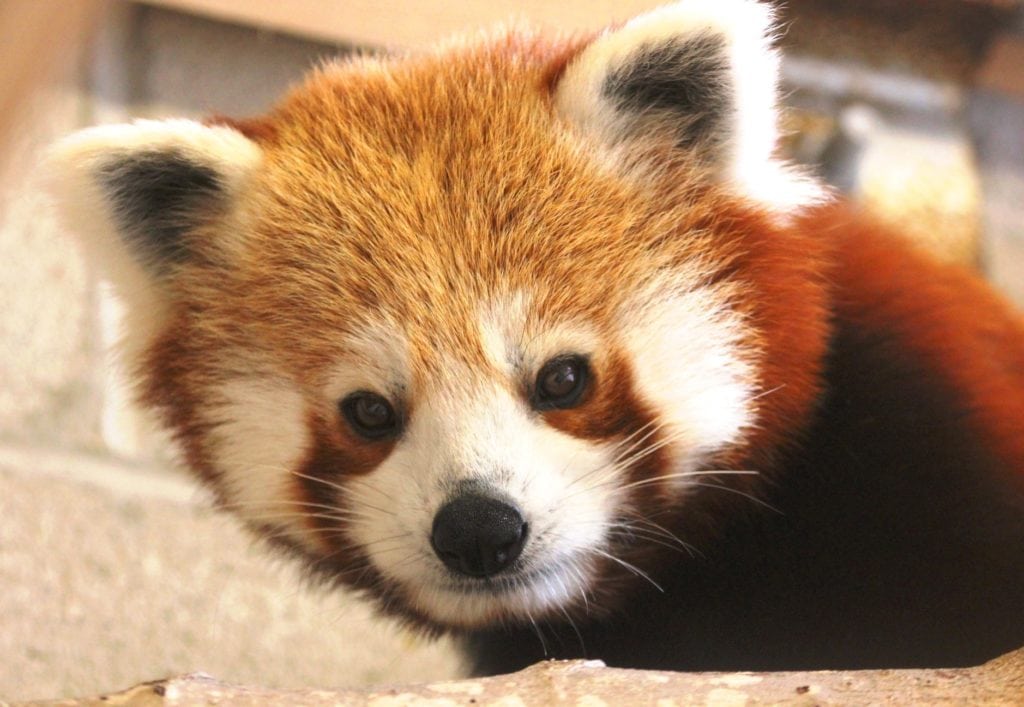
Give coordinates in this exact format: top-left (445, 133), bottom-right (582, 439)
top-left (554, 0), bottom-right (823, 210)
top-left (46, 119), bottom-right (261, 299)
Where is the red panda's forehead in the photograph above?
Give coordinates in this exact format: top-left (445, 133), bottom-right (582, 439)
top-left (228, 39), bottom-right (744, 378)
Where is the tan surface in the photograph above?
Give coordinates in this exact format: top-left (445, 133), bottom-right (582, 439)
top-left (0, 458), bottom-right (461, 702)
top-left (24, 650), bottom-right (1024, 706)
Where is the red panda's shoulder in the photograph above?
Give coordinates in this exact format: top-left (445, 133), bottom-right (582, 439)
top-left (801, 203), bottom-right (1024, 481)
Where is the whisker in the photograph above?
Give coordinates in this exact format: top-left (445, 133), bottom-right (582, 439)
top-left (625, 517), bottom-right (703, 558)
top-left (347, 478), bottom-right (396, 504)
top-left (524, 608), bottom-right (550, 657)
top-left (611, 427), bottom-right (692, 471)
top-left (607, 525), bottom-right (697, 557)
top-left (219, 504), bottom-right (377, 524)
top-left (751, 383), bottom-right (787, 402)
top-left (614, 469), bottom-right (759, 493)
top-left (565, 420), bottom-right (665, 493)
top-left (565, 562), bottom-right (592, 615)
top-left (611, 421), bottom-right (665, 465)
top-left (287, 468), bottom-right (348, 495)
top-left (590, 548), bottom-right (663, 593)
top-left (315, 531), bottom-right (411, 550)
top-left (687, 481), bottom-right (782, 514)
top-left (227, 504), bottom-right (378, 521)
top-left (220, 499), bottom-right (351, 514)
top-left (285, 470), bottom-right (397, 515)
top-left (561, 434), bottom-right (689, 502)
top-left (557, 601), bottom-right (586, 654)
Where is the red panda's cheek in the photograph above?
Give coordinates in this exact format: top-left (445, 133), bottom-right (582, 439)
top-left (614, 282), bottom-right (759, 474)
top-left (200, 373), bottom-right (402, 557)
top-left (277, 421), bottom-right (388, 551)
top-left (281, 412), bottom-right (401, 545)
top-left (538, 350), bottom-right (677, 491)
top-left (202, 376), bottom-right (320, 551)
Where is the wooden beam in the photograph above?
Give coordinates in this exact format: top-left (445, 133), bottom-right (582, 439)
top-left (33, 647), bottom-right (1024, 705)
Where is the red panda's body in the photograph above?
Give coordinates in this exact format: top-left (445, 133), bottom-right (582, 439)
top-left (48, 0), bottom-right (1023, 675)
top-left (469, 208), bottom-right (1024, 672)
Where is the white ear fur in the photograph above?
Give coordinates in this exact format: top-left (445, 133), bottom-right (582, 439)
top-left (46, 119), bottom-right (261, 346)
top-left (46, 119), bottom-right (261, 297)
top-left (555, 0), bottom-right (823, 210)
top-left (45, 119), bottom-right (262, 366)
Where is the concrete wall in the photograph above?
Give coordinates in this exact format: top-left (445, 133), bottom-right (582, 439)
top-left (0, 47), bottom-right (98, 453)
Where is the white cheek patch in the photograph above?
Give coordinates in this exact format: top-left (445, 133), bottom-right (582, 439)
top-left (206, 316), bottom-right (410, 559)
top-left (620, 278), bottom-right (756, 477)
top-left (345, 378), bottom-right (618, 627)
top-left (206, 376), bottom-right (315, 551)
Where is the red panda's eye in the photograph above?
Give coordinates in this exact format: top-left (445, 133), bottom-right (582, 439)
top-left (534, 355), bottom-right (589, 410)
top-left (340, 392), bottom-right (400, 439)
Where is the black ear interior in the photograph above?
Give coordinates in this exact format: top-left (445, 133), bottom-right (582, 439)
top-left (601, 32), bottom-right (733, 155)
top-left (98, 150), bottom-right (224, 272)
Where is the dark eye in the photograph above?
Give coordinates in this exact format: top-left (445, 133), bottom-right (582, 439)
top-left (534, 355), bottom-right (589, 410)
top-left (340, 391), bottom-right (400, 439)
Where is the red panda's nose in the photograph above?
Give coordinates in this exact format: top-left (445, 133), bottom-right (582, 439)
top-left (430, 494), bottom-right (528, 578)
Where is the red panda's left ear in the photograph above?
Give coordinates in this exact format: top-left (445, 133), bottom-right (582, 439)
top-left (554, 0), bottom-right (824, 210)
top-left (45, 120), bottom-right (261, 327)
top-left (46, 119), bottom-right (261, 280)
top-left (45, 119), bottom-right (262, 357)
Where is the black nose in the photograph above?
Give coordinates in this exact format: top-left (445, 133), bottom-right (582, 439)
top-left (430, 494), bottom-right (528, 578)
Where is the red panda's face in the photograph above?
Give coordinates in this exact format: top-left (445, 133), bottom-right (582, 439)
top-left (185, 95), bottom-right (760, 626)
top-left (47, 0), bottom-right (829, 630)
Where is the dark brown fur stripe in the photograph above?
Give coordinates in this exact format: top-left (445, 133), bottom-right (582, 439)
top-left (293, 412), bottom-right (397, 538)
top-left (540, 347), bottom-right (673, 492)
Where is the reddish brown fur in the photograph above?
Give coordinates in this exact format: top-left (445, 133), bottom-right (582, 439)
top-left (823, 205), bottom-right (1024, 487)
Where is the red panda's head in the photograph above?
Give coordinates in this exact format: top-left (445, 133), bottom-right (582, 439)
top-left (48, 0), bottom-right (830, 631)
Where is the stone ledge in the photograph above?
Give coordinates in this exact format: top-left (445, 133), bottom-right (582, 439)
top-left (20, 647), bottom-right (1024, 706)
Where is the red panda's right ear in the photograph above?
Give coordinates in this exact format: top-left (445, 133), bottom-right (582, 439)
top-left (553, 0), bottom-right (823, 212)
top-left (46, 119), bottom-right (261, 301)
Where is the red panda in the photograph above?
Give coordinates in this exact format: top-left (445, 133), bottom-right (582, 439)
top-left (47, 0), bottom-right (1024, 675)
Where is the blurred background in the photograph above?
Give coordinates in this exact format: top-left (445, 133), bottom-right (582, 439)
top-left (1, 0), bottom-right (1023, 701)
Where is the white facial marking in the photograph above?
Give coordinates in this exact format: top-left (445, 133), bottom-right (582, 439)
top-left (478, 290), bottom-right (601, 378)
top-left (619, 276), bottom-right (756, 479)
top-left (325, 299), bottom-right (622, 626)
top-left (478, 290), bottom-right (531, 378)
top-left (325, 319), bottom-right (412, 402)
top-left (340, 279), bottom-right (755, 625)
top-left (208, 376), bottom-right (313, 550)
